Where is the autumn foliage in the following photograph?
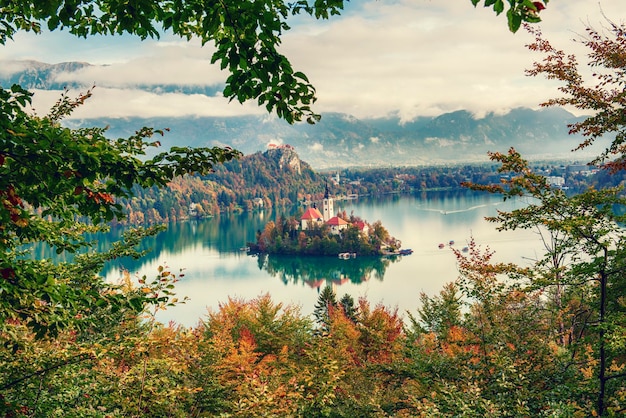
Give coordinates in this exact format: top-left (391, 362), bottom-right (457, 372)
top-left (3, 262), bottom-right (624, 417)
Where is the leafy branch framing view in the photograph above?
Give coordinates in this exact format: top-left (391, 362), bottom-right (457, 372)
top-left (4, 1), bottom-right (626, 416)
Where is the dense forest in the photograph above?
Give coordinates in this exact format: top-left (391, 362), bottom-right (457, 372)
top-left (114, 146), bottom-right (325, 225)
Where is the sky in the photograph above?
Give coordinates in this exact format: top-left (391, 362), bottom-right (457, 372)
top-left (0, 0), bottom-right (623, 122)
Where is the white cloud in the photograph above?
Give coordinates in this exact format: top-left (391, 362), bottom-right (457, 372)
top-left (267, 138), bottom-right (284, 148)
top-left (54, 47), bottom-right (225, 88)
top-left (308, 143), bottom-right (324, 152)
top-left (280, 0), bottom-right (623, 120)
top-left (2, 0), bottom-right (624, 120)
top-left (0, 60), bottom-right (32, 76)
top-left (28, 88), bottom-right (265, 119)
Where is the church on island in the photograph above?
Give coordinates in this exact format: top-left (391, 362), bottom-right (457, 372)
top-left (300, 184), bottom-right (353, 235)
top-left (251, 182), bottom-right (400, 257)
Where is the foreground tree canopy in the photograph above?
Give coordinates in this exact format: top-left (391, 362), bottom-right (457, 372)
top-left (526, 21), bottom-right (626, 170)
top-left (466, 149), bottom-right (626, 416)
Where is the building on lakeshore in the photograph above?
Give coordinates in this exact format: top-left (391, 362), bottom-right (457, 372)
top-left (546, 176), bottom-right (565, 188)
top-left (301, 184), bottom-right (351, 234)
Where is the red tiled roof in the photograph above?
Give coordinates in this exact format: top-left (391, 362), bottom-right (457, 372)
top-left (353, 221), bottom-right (367, 230)
top-left (326, 216), bottom-right (349, 226)
top-left (302, 207), bottom-right (323, 220)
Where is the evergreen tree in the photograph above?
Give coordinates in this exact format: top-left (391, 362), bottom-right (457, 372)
top-left (313, 285), bottom-right (338, 335)
top-left (339, 294), bottom-right (359, 324)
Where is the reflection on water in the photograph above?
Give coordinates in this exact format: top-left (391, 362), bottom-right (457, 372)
top-left (257, 253), bottom-right (400, 289)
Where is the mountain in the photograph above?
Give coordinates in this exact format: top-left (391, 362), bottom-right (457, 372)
top-left (0, 60), bottom-right (222, 95)
top-left (118, 145), bottom-right (326, 224)
top-left (1, 59), bottom-right (593, 168)
top-left (60, 109), bottom-right (587, 168)
top-left (0, 60), bottom-right (93, 90)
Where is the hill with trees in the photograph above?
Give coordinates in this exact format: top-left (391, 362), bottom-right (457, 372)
top-left (115, 145), bottom-right (327, 225)
top-left (117, 150), bottom-right (620, 226)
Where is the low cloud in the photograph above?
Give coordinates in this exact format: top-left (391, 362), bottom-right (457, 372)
top-left (28, 88), bottom-right (265, 119)
top-left (281, 0), bottom-right (620, 121)
top-left (2, 0), bottom-right (622, 120)
top-left (54, 50), bottom-right (225, 88)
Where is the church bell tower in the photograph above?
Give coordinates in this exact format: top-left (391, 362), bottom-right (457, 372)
top-left (322, 182), bottom-right (333, 222)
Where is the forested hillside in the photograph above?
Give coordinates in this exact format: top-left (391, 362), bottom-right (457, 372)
top-left (116, 146), bottom-right (326, 225)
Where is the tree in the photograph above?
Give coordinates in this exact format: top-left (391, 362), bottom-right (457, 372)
top-left (409, 282), bottom-right (462, 340)
top-left (0, 266), bottom-right (192, 416)
top-left (525, 20), bottom-right (626, 170)
top-left (516, 21), bottom-right (626, 413)
top-left (339, 293), bottom-right (358, 324)
top-left (467, 148), bottom-right (626, 416)
top-left (201, 295), bottom-right (314, 416)
top-left (313, 285), bottom-right (338, 335)
top-left (0, 87), bottom-right (240, 337)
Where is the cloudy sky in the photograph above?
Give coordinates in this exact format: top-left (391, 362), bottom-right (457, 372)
top-left (0, 0), bottom-right (623, 121)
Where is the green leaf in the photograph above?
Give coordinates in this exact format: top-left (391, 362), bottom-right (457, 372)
top-left (507, 8), bottom-right (522, 32)
top-left (293, 71), bottom-right (310, 82)
top-left (129, 297), bottom-right (145, 312)
top-left (494, 0), bottom-right (504, 15)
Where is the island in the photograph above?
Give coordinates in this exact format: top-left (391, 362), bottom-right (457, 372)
top-left (249, 185), bottom-right (404, 257)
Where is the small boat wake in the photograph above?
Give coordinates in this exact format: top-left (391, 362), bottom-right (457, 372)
top-left (416, 201), bottom-right (503, 215)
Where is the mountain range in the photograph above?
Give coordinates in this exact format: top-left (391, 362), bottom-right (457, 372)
top-left (1, 60), bottom-right (595, 169)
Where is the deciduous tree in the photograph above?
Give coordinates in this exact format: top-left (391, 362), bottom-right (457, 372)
top-left (0, 88), bottom-right (239, 337)
top-left (525, 20), bottom-right (626, 170)
top-left (467, 148), bottom-right (626, 416)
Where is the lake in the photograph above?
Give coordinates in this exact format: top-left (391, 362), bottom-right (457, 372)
top-left (97, 189), bottom-right (544, 327)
